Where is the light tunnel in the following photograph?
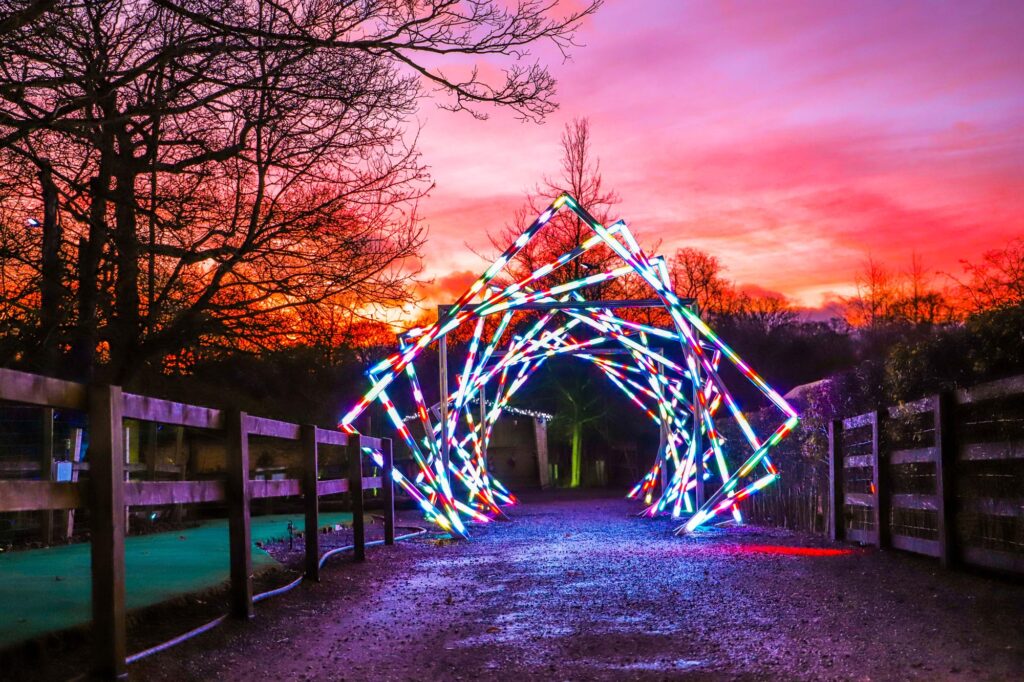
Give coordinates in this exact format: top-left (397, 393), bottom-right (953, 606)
top-left (338, 194), bottom-right (798, 538)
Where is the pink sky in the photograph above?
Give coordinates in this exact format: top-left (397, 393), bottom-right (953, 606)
top-left (409, 1), bottom-right (1024, 311)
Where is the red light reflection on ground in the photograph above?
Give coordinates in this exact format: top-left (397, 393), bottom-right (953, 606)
top-left (721, 544), bottom-right (857, 557)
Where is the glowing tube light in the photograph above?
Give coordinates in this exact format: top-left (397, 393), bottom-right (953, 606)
top-left (336, 193), bottom-right (798, 536)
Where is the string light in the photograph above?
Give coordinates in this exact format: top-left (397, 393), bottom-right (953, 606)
top-left (339, 193), bottom-right (798, 537)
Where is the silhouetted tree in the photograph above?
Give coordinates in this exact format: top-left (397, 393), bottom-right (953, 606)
top-left (891, 252), bottom-right (954, 325)
top-left (492, 117), bottom-right (620, 296)
top-left (0, 0), bottom-right (53, 37)
top-left (953, 237), bottom-right (1024, 312)
top-left (844, 255), bottom-right (897, 327)
top-left (668, 247), bottom-right (740, 317)
top-left (0, 0), bottom-right (599, 382)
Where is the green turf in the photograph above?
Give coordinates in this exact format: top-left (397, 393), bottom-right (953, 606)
top-left (0, 512), bottom-right (354, 647)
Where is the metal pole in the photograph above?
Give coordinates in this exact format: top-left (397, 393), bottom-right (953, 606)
top-left (873, 409), bottom-right (890, 549)
top-left (656, 359), bottom-right (668, 498)
top-left (693, 359), bottom-right (705, 511)
top-left (479, 382), bottom-right (487, 471)
top-left (658, 419), bottom-right (669, 496)
top-left (689, 306), bottom-right (705, 513)
top-left (437, 307), bottom-right (451, 490)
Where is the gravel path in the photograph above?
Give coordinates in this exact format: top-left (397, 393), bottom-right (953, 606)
top-left (131, 492), bottom-right (1024, 681)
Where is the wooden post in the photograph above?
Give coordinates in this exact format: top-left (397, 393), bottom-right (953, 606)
top-left (873, 409), bottom-right (890, 549)
top-left (88, 384), bottom-right (127, 680)
top-left (829, 419), bottom-right (845, 542)
top-left (144, 421), bottom-right (159, 480)
top-left (381, 438), bottom-right (395, 545)
top-left (40, 406), bottom-right (54, 545)
top-left (301, 425), bottom-right (320, 581)
top-left (934, 393), bottom-right (957, 568)
top-left (226, 410), bottom-right (253, 619)
top-left (172, 426), bottom-right (186, 524)
top-left (348, 435), bottom-right (365, 561)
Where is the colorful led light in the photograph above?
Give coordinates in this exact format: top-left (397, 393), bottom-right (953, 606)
top-left (338, 194), bottom-right (798, 537)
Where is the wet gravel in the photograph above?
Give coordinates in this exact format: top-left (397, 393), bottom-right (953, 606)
top-left (130, 491), bottom-right (1024, 681)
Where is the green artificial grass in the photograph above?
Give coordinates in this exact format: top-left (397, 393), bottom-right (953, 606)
top-left (0, 512), bottom-right (354, 647)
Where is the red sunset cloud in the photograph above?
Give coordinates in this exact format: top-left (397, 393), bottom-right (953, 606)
top-left (410, 1), bottom-right (1024, 309)
top-left (417, 270), bottom-right (480, 309)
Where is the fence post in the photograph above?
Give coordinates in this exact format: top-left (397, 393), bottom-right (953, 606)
top-left (381, 438), bottom-right (395, 545)
top-left (301, 425), bottom-right (320, 581)
top-left (226, 410), bottom-right (254, 619)
top-left (934, 392), bottom-right (957, 568)
top-left (828, 419), bottom-right (844, 542)
top-left (172, 426), bottom-right (186, 524)
top-left (348, 435), bottom-right (365, 561)
top-left (89, 384), bottom-right (127, 680)
top-left (144, 421), bottom-right (159, 480)
top-left (40, 406), bottom-right (54, 545)
top-left (873, 409), bottom-right (890, 549)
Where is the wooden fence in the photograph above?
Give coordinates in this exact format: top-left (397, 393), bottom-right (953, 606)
top-left (829, 375), bottom-right (1024, 575)
top-left (0, 367), bottom-right (394, 679)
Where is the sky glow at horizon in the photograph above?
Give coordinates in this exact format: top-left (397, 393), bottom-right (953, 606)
top-left (408, 0), bottom-right (1024, 313)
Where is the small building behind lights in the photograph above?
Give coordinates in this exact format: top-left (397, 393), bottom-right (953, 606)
top-left (485, 415), bottom-right (549, 489)
top-left (398, 406), bottom-right (550, 490)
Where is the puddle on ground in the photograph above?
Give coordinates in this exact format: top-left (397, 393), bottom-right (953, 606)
top-left (452, 612), bottom-right (573, 649)
top-left (601, 658), bottom-right (704, 671)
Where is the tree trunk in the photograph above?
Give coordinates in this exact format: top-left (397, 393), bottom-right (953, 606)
top-left (570, 421), bottom-right (583, 488)
top-left (72, 172), bottom-right (109, 382)
top-left (110, 155), bottom-right (141, 383)
top-left (37, 158), bottom-right (62, 375)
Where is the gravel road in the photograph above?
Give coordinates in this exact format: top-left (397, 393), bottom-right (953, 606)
top-left (130, 491), bottom-right (1024, 681)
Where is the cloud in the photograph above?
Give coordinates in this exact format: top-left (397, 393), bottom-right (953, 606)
top-left (738, 283), bottom-right (789, 300)
top-left (416, 270), bottom-right (480, 307)
top-left (409, 1), bottom-right (1024, 311)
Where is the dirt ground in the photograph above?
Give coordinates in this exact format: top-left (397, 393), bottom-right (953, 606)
top-left (115, 492), bottom-right (1024, 679)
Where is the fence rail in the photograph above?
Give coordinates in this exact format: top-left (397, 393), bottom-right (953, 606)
top-left (829, 375), bottom-right (1024, 576)
top-left (0, 367), bottom-right (394, 679)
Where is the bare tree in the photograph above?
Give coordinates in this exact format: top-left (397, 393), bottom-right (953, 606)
top-left (953, 237), bottom-right (1024, 313)
top-left (668, 247), bottom-right (740, 317)
top-left (735, 290), bottom-right (797, 333)
top-left (0, 0), bottom-right (53, 37)
top-left (0, 0), bottom-right (599, 381)
top-left (491, 116), bottom-right (620, 296)
top-left (890, 252), bottom-right (953, 325)
top-left (845, 253), bottom-right (956, 327)
top-left (844, 255), bottom-right (897, 327)
top-left (154, 0), bottom-right (601, 123)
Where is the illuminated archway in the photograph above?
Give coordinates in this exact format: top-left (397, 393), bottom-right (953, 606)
top-left (339, 194), bottom-right (798, 538)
